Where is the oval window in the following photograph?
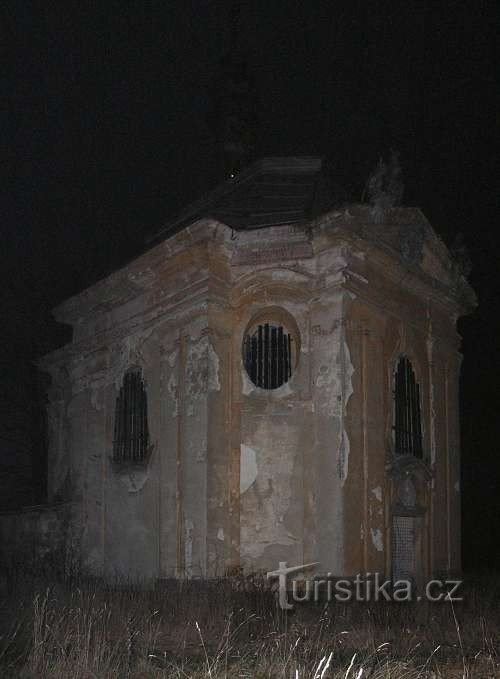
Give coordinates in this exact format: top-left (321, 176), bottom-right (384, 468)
top-left (242, 315), bottom-right (298, 389)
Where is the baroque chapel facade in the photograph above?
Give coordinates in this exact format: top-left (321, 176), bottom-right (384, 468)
top-left (39, 158), bottom-right (475, 581)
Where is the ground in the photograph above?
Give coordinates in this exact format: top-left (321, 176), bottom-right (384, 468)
top-left (0, 564), bottom-right (498, 678)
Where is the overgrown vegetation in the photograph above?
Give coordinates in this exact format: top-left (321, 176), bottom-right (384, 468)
top-left (0, 565), bottom-right (498, 678)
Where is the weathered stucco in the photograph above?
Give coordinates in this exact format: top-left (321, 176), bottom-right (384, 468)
top-left (31, 204), bottom-right (474, 581)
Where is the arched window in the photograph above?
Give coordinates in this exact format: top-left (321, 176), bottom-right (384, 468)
top-left (393, 356), bottom-right (423, 458)
top-left (113, 370), bottom-right (149, 462)
top-left (243, 321), bottom-right (296, 390)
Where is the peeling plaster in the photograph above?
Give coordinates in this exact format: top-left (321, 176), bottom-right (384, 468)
top-left (371, 486), bottom-right (382, 502)
top-left (186, 337), bottom-right (209, 399)
top-left (241, 370), bottom-right (255, 396)
top-left (315, 364), bottom-right (333, 389)
top-left (338, 339), bottom-right (354, 485)
top-left (185, 519), bottom-right (194, 575)
top-left (370, 527), bottom-right (384, 552)
top-left (167, 373), bottom-right (178, 418)
top-left (167, 349), bottom-right (178, 368)
top-left (240, 418), bottom-right (299, 561)
top-left (240, 445), bottom-right (258, 494)
top-left (118, 467), bottom-right (149, 493)
top-left (184, 335), bottom-right (221, 403)
top-left (208, 343), bottom-right (221, 392)
top-left (312, 297), bottom-right (354, 487)
top-left (338, 430), bottom-right (350, 486)
top-left (90, 387), bottom-right (105, 412)
top-left (270, 269), bottom-right (311, 283)
top-left (113, 328), bottom-right (155, 390)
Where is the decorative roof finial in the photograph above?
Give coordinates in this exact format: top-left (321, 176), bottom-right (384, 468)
top-left (365, 150), bottom-right (404, 223)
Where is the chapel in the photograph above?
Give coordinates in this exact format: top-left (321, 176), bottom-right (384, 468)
top-left (38, 157), bottom-right (475, 581)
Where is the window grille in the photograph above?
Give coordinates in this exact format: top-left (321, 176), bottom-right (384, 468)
top-left (393, 356), bottom-right (423, 458)
top-left (243, 323), bottom-right (294, 390)
top-left (113, 371), bottom-right (149, 462)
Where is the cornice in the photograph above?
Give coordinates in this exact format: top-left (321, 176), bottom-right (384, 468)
top-left (310, 211), bottom-right (476, 317)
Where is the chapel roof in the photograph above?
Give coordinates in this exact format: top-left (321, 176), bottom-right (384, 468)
top-left (44, 156), bottom-right (476, 336)
top-left (147, 156), bottom-right (335, 245)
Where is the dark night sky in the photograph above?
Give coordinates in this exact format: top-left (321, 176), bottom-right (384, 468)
top-left (3, 3), bottom-right (499, 568)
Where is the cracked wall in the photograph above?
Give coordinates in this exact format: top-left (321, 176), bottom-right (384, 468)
top-left (33, 210), bottom-right (470, 580)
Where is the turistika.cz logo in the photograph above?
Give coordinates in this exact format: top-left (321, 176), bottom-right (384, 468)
top-left (266, 562), bottom-right (463, 610)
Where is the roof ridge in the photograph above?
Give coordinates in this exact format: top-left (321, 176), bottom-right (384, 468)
top-left (146, 156), bottom-right (323, 245)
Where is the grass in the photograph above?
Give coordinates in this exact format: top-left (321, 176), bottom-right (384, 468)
top-left (0, 566), bottom-right (498, 678)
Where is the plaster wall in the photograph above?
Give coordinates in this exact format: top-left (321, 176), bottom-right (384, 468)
top-left (37, 210), bottom-right (471, 580)
top-left (341, 243), bottom-right (464, 579)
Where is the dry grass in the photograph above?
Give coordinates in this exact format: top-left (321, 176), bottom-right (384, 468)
top-left (0, 566), bottom-right (498, 678)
